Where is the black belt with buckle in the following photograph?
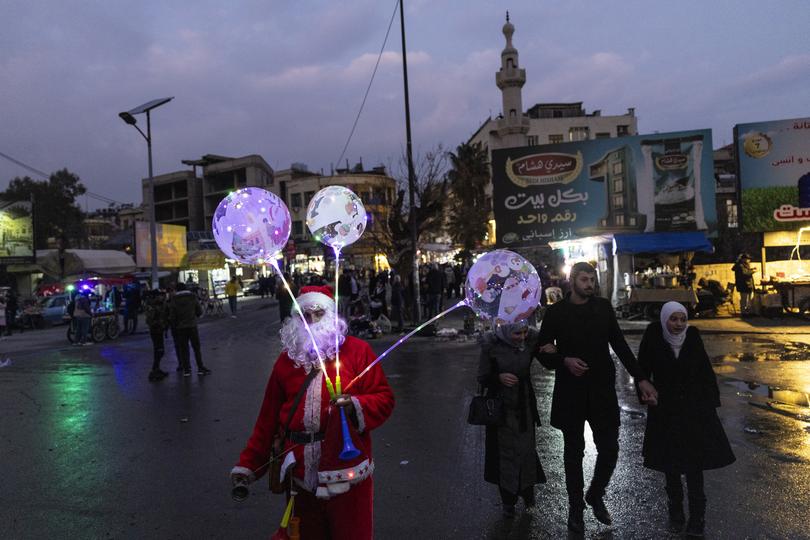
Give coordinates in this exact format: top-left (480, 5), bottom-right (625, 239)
top-left (288, 431), bottom-right (325, 444)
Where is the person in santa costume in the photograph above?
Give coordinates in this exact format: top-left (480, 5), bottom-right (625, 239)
top-left (231, 285), bottom-right (394, 540)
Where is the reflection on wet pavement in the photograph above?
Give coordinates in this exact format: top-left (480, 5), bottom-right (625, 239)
top-left (711, 340), bottom-right (810, 362)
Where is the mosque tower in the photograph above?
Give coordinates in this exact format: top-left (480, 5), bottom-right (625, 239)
top-left (494, 11), bottom-right (530, 149)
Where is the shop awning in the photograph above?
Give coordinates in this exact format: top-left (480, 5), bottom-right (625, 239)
top-left (181, 249), bottom-right (226, 270)
top-left (613, 232), bottom-right (714, 255)
top-left (37, 249), bottom-right (137, 276)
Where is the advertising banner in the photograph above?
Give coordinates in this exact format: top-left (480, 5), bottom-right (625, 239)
top-left (736, 117), bottom-right (810, 232)
top-left (135, 221), bottom-right (187, 268)
top-left (491, 129), bottom-right (716, 247)
top-left (0, 199), bottom-right (35, 264)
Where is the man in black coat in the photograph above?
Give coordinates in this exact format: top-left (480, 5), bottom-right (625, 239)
top-left (538, 262), bottom-right (657, 534)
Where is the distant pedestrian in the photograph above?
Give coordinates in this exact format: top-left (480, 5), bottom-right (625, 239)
top-left (169, 282), bottom-right (210, 377)
top-left (4, 291), bottom-right (18, 336)
top-left (124, 283), bottom-right (142, 334)
top-left (144, 289), bottom-right (169, 382)
top-left (731, 252), bottom-right (756, 316)
top-left (73, 292), bottom-right (93, 345)
top-left (426, 264), bottom-right (444, 318)
top-left (444, 264), bottom-right (456, 299)
top-left (637, 302), bottom-right (735, 537)
top-left (390, 274), bottom-right (405, 332)
top-left (166, 285), bottom-right (183, 372)
top-left (225, 276), bottom-right (241, 318)
top-left (477, 320), bottom-right (549, 518)
top-left (276, 273), bottom-right (297, 322)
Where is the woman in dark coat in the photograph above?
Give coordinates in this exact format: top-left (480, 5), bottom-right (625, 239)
top-left (638, 301), bottom-right (735, 538)
top-left (477, 320), bottom-right (548, 518)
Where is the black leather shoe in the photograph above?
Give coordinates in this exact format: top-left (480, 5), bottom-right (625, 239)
top-left (685, 517), bottom-right (705, 537)
top-left (567, 507), bottom-right (584, 534)
top-left (585, 492), bottom-right (612, 525)
top-left (668, 501), bottom-right (686, 533)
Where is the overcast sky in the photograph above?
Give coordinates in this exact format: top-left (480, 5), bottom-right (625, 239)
top-left (1, 0), bottom-right (807, 209)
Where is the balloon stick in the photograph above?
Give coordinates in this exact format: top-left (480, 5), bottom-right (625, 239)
top-left (333, 247), bottom-right (342, 395)
top-left (343, 299), bottom-right (467, 392)
top-left (271, 260), bottom-right (336, 398)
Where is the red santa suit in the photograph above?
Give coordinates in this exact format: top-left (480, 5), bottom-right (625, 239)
top-left (233, 286), bottom-right (394, 540)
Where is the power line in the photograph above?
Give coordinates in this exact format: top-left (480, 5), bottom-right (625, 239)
top-left (0, 149), bottom-right (127, 205)
top-left (333, 0), bottom-right (400, 170)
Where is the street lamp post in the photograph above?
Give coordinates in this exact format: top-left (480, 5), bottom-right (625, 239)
top-left (118, 97), bottom-right (174, 290)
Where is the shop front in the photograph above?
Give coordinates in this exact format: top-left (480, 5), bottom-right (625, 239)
top-left (611, 231), bottom-right (713, 318)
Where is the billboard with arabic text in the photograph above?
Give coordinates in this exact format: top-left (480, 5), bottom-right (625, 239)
top-left (491, 129), bottom-right (716, 247)
top-left (735, 117), bottom-right (810, 232)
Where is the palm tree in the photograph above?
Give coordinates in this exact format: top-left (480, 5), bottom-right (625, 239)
top-left (447, 142), bottom-right (490, 250)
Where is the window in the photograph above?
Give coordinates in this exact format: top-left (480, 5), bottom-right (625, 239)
top-left (568, 127), bottom-right (589, 141)
top-left (595, 132), bottom-right (611, 139)
top-left (613, 177), bottom-right (624, 193)
top-left (612, 162), bottom-right (623, 175)
top-left (290, 193), bottom-right (302, 210)
top-left (726, 199), bottom-right (739, 228)
top-left (527, 135), bottom-right (538, 146)
top-left (292, 220), bottom-right (303, 237)
top-left (549, 134), bottom-right (564, 144)
top-left (509, 109), bottom-right (517, 117)
top-left (305, 191), bottom-right (315, 205)
top-left (613, 195), bottom-right (624, 209)
top-left (615, 214), bottom-right (625, 226)
top-left (617, 125), bottom-right (630, 137)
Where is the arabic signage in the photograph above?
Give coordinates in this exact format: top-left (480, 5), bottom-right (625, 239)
top-left (135, 221), bottom-right (188, 268)
top-left (0, 199), bottom-right (35, 264)
top-left (492, 129), bottom-right (716, 247)
top-left (735, 117), bottom-right (810, 232)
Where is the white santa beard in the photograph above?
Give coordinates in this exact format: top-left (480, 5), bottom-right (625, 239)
top-left (280, 311), bottom-right (348, 369)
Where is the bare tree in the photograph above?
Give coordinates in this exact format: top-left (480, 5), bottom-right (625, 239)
top-left (365, 145), bottom-right (449, 283)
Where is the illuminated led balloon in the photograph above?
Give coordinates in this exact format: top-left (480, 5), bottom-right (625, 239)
top-left (306, 186), bottom-right (367, 249)
top-left (465, 250), bottom-right (541, 324)
top-left (211, 187), bottom-right (291, 264)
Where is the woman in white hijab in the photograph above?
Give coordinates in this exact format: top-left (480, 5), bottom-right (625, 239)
top-left (637, 301), bottom-right (735, 538)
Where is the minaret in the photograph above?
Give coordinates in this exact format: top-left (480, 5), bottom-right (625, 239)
top-left (494, 12), bottom-right (529, 149)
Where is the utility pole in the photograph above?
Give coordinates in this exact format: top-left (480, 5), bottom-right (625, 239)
top-left (399, 0), bottom-right (421, 324)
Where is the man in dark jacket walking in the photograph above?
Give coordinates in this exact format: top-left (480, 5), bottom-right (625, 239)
top-left (169, 282), bottom-right (210, 377)
top-left (731, 252), bottom-right (756, 316)
top-left (144, 289), bottom-right (169, 381)
top-left (538, 262), bottom-right (657, 534)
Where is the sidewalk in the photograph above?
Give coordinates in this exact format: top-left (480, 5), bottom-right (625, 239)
top-left (419, 300), bottom-right (810, 336)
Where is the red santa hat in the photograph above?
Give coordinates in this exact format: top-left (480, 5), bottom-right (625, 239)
top-left (315, 406), bottom-right (373, 499)
top-left (296, 285), bottom-right (335, 312)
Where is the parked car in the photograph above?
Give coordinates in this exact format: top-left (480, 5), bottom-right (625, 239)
top-left (39, 293), bottom-right (71, 326)
top-left (242, 281), bottom-right (261, 296)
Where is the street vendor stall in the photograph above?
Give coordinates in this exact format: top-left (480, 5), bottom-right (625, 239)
top-left (612, 231), bottom-right (713, 319)
top-left (757, 228), bottom-right (810, 319)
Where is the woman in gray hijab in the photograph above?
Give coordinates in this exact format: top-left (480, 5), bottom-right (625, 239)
top-left (477, 319), bottom-right (552, 517)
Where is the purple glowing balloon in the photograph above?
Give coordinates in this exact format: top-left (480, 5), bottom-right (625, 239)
top-left (465, 250), bottom-right (541, 324)
top-left (212, 187), bottom-right (291, 264)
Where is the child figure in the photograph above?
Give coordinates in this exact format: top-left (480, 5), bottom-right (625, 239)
top-left (637, 302), bottom-right (735, 537)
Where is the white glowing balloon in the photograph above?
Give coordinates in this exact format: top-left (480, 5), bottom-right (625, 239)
top-left (305, 186), bottom-right (367, 249)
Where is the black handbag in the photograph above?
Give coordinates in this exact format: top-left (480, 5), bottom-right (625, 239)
top-left (467, 386), bottom-right (504, 426)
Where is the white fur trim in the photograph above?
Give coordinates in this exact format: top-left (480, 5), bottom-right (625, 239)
top-left (318, 458), bottom-right (374, 486)
top-left (350, 396), bottom-right (366, 433)
top-left (302, 370), bottom-right (323, 491)
top-left (279, 451), bottom-right (297, 485)
top-left (295, 292), bottom-right (335, 313)
top-left (230, 466), bottom-right (255, 483)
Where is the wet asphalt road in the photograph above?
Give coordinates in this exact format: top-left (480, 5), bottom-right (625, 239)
top-left (1, 299), bottom-right (809, 539)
